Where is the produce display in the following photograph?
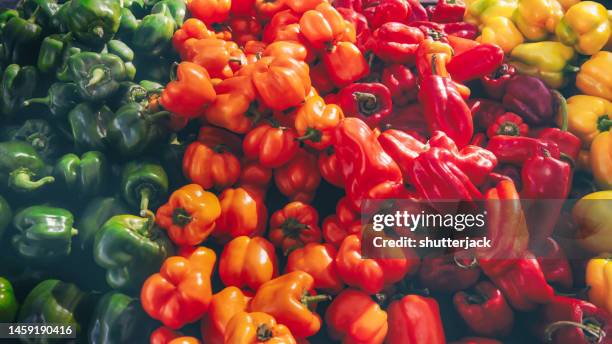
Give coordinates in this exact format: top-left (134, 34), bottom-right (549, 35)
top-left (0, 0), bottom-right (612, 343)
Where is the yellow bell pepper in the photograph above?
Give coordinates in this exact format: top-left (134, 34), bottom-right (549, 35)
top-left (557, 0), bottom-right (579, 11)
top-left (576, 51), bottom-right (612, 101)
top-left (513, 0), bottom-right (563, 41)
top-left (563, 95), bottom-right (612, 148)
top-left (556, 1), bottom-right (611, 56)
top-left (465, 0), bottom-right (518, 27)
top-left (509, 41), bottom-right (577, 89)
top-left (572, 190), bottom-right (612, 253)
top-left (590, 130), bottom-right (612, 189)
top-left (477, 16), bottom-right (524, 53)
top-left (586, 255), bottom-right (612, 315)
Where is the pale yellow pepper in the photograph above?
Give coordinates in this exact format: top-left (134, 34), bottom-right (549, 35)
top-left (590, 130), bottom-right (612, 189)
top-left (572, 191), bottom-right (612, 253)
top-left (465, 0), bottom-right (518, 27)
top-left (477, 16), bottom-right (524, 53)
top-left (556, 1), bottom-right (611, 55)
top-left (576, 51), bottom-right (612, 101)
top-left (586, 255), bottom-right (612, 315)
top-left (513, 0), bottom-right (564, 41)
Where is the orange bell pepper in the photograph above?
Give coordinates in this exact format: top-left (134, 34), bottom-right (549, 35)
top-left (225, 312), bottom-right (297, 344)
top-left (214, 187), bottom-right (268, 242)
top-left (182, 141), bottom-right (241, 191)
top-left (294, 95), bottom-right (344, 150)
top-left (172, 18), bottom-right (229, 56)
top-left (141, 247), bottom-right (216, 329)
top-left (286, 243), bottom-right (344, 294)
top-left (285, 0), bottom-right (325, 12)
top-left (274, 149), bottom-right (321, 203)
top-left (243, 120), bottom-right (299, 168)
top-left (201, 287), bottom-right (252, 344)
top-left (159, 62), bottom-right (216, 118)
top-left (323, 41), bottom-right (369, 88)
top-left (263, 10), bottom-right (302, 43)
top-left (204, 75), bottom-right (258, 134)
top-left (255, 0), bottom-right (287, 20)
top-left (325, 288), bottom-right (388, 344)
top-left (156, 184), bottom-right (221, 246)
top-left (299, 3), bottom-right (349, 49)
top-left (219, 236), bottom-right (279, 291)
top-left (151, 327), bottom-right (181, 344)
top-left (269, 202), bottom-right (322, 254)
top-left (187, 0), bottom-right (231, 25)
top-left (237, 159), bottom-right (273, 201)
top-left (263, 41), bottom-right (310, 62)
top-left (249, 271), bottom-right (329, 339)
top-left (182, 38), bottom-right (246, 79)
top-left (251, 56), bottom-right (311, 111)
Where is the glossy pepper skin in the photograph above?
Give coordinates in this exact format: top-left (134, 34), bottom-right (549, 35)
top-left (219, 236), bottom-right (278, 292)
top-left (486, 135), bottom-right (561, 165)
top-left (535, 296), bottom-right (611, 344)
top-left (502, 75), bottom-right (553, 125)
top-left (0, 195), bottom-right (11, 241)
top-left (37, 34), bottom-right (69, 74)
top-left (453, 281), bottom-right (514, 337)
top-left (572, 191), bottom-right (612, 253)
top-left (23, 82), bottom-right (81, 121)
top-left (1, 16), bottom-right (42, 65)
top-left (201, 287), bottom-right (251, 344)
top-left (3, 119), bottom-right (64, 163)
top-left (386, 295), bottom-right (446, 344)
top-left (534, 237), bottom-right (573, 290)
top-left (286, 243), bottom-right (344, 294)
top-left (477, 16), bottom-right (524, 54)
top-left (576, 51), bottom-right (612, 102)
top-left (336, 83), bottom-right (393, 128)
top-left (299, 2), bottom-right (351, 49)
top-left (0, 277), bottom-right (18, 322)
top-left (556, 1), bottom-right (611, 55)
top-left (133, 5), bottom-right (176, 56)
top-left (565, 95), bottom-right (612, 148)
top-left (334, 118), bottom-right (404, 210)
top-left (1, 64), bottom-right (37, 118)
top-left (295, 96), bottom-right (344, 150)
top-left (317, 147), bottom-right (344, 188)
top-left (53, 151), bottom-right (108, 199)
top-left (142, 247), bottom-right (216, 329)
top-left (18, 279), bottom-right (86, 334)
top-left (381, 64), bottom-right (417, 107)
top-left (486, 112), bottom-right (528, 137)
top-left (274, 149), bottom-right (321, 203)
top-left (224, 311), bottom-right (297, 344)
top-left (325, 288), bottom-right (388, 344)
top-left (76, 196), bottom-right (129, 252)
top-left (160, 62), bottom-right (216, 118)
top-left (243, 121), bottom-right (299, 169)
top-left (418, 253), bottom-right (481, 293)
top-left (204, 75), bottom-right (257, 134)
top-left (0, 141), bottom-right (55, 194)
top-left (269, 202), bottom-right (322, 254)
top-left (509, 42), bottom-right (577, 89)
top-left (430, 0), bottom-right (466, 23)
top-left (183, 141), bottom-right (241, 191)
top-left (94, 213), bottom-right (173, 292)
top-left (188, 0), bottom-right (230, 25)
top-left (371, 23), bottom-right (424, 65)
top-left (590, 128), bottom-right (612, 189)
top-left (586, 254), bottom-right (612, 315)
top-left (65, 0), bottom-right (121, 46)
top-left (88, 291), bottom-right (156, 344)
top-left (252, 56), bottom-right (311, 111)
top-left (57, 52), bottom-right (129, 102)
top-left (68, 103), bottom-right (114, 152)
top-left (156, 183), bottom-right (221, 246)
top-left (120, 160), bottom-right (169, 216)
top-left (323, 41), bottom-right (369, 88)
top-left (447, 43), bottom-right (504, 83)
top-left (214, 187), bottom-right (268, 242)
top-left (514, 0), bottom-right (563, 41)
top-left (481, 63), bottom-right (517, 100)
top-left (182, 38), bottom-right (245, 80)
top-left (249, 271), bottom-right (328, 339)
top-left (362, 0), bottom-right (410, 29)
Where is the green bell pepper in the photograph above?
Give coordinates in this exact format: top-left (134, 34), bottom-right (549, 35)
top-left (120, 160), bottom-right (168, 216)
top-left (68, 102), bottom-right (113, 151)
top-left (88, 291), bottom-right (155, 343)
top-left (0, 195), bottom-right (11, 240)
top-left (107, 102), bottom-right (169, 157)
top-left (0, 277), bottom-right (18, 322)
top-left (57, 52), bottom-right (128, 102)
top-left (6, 119), bottom-right (65, 163)
top-left (108, 81), bottom-right (148, 110)
top-left (93, 213), bottom-right (173, 291)
top-left (0, 10), bottom-right (19, 29)
top-left (23, 83), bottom-right (81, 120)
top-left (11, 205), bottom-right (78, 260)
top-left (106, 40), bottom-right (134, 62)
top-left (132, 4), bottom-right (175, 56)
top-left (65, 0), bottom-right (122, 46)
top-left (37, 34), bottom-right (67, 74)
top-left (116, 8), bottom-right (139, 42)
top-left (18, 279), bottom-right (86, 339)
top-left (1, 64), bottom-right (38, 118)
top-left (1, 16), bottom-right (42, 65)
top-left (151, 0), bottom-right (186, 27)
top-left (0, 141), bottom-right (55, 193)
top-left (139, 79), bottom-right (163, 93)
top-left (75, 196), bottom-right (129, 252)
top-left (53, 151), bottom-right (108, 198)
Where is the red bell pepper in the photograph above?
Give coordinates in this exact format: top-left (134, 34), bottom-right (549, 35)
top-left (322, 196), bottom-right (362, 247)
top-left (274, 148), bottom-right (321, 203)
top-left (469, 98), bottom-right (506, 131)
top-left (447, 44), bottom-right (504, 83)
top-left (333, 117), bottom-right (404, 210)
top-left (262, 10), bottom-right (301, 43)
top-left (386, 295), bottom-right (446, 344)
top-left (486, 136), bottom-right (561, 165)
top-left (418, 252), bottom-right (481, 293)
top-left (536, 91), bottom-right (581, 162)
top-left (533, 237), bottom-right (573, 290)
top-left (318, 147), bottom-right (344, 188)
top-left (381, 64), bottom-right (418, 106)
top-left (336, 8), bottom-right (370, 51)
top-left (443, 22), bottom-right (479, 39)
top-left (379, 103), bottom-right (429, 139)
top-left (453, 281), bottom-right (514, 337)
top-left (322, 215), bottom-right (348, 248)
top-left (535, 296), bottom-right (611, 344)
top-left (361, 0), bottom-right (411, 29)
top-left (323, 41), bottom-right (370, 88)
top-left (481, 63), bottom-right (517, 100)
top-left (418, 56), bottom-right (474, 148)
top-left (430, 0), bottom-right (466, 23)
top-left (409, 21), bottom-right (448, 43)
top-left (486, 112), bottom-right (529, 138)
top-left (377, 128), bottom-right (426, 180)
top-left (371, 22), bottom-right (425, 64)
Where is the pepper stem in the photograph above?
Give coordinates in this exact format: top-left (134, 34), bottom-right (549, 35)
top-left (544, 320), bottom-right (603, 343)
top-left (353, 92), bottom-right (380, 116)
top-left (301, 293), bottom-right (331, 308)
top-left (256, 324), bottom-right (273, 342)
top-left (281, 217), bottom-right (309, 237)
top-left (139, 187), bottom-right (152, 217)
top-left (564, 65), bottom-right (580, 73)
top-left (71, 228), bottom-right (79, 236)
top-left (296, 127), bottom-right (322, 143)
top-left (496, 122), bottom-right (521, 136)
top-left (92, 26), bottom-right (105, 39)
top-left (87, 68), bottom-right (106, 88)
top-left (597, 115), bottom-right (612, 132)
top-left (9, 169), bottom-right (55, 191)
top-left (552, 90), bottom-right (568, 131)
top-left (172, 207), bottom-right (192, 227)
top-left (22, 96), bottom-right (49, 107)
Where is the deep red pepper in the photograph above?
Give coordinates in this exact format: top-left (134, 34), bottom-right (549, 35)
top-left (430, 0), bottom-right (466, 23)
top-left (442, 22), bottom-right (479, 39)
top-left (486, 136), bottom-right (561, 165)
top-left (536, 91), bottom-right (581, 162)
top-left (408, 21), bottom-right (449, 43)
top-left (486, 112), bottom-right (529, 138)
top-left (336, 8), bottom-right (371, 51)
top-left (502, 75), bottom-right (554, 125)
top-left (318, 147), bottom-right (344, 188)
top-left (535, 296), bottom-right (611, 344)
top-left (381, 64), bottom-right (417, 106)
top-left (371, 22), bottom-right (425, 65)
top-left (453, 281), bottom-right (514, 337)
top-left (379, 103), bottom-right (429, 139)
top-left (447, 44), bottom-right (504, 83)
top-left (333, 0), bottom-right (362, 11)
top-left (418, 56), bottom-right (474, 148)
top-left (361, 0), bottom-right (411, 29)
top-left (386, 295), bottom-right (446, 344)
top-left (336, 83), bottom-right (393, 127)
top-left (533, 237), bottom-right (573, 290)
top-left (406, 0), bottom-right (429, 22)
top-left (418, 253), bottom-right (481, 293)
top-left (334, 117), bottom-right (404, 211)
top-left (469, 98), bottom-right (506, 132)
top-left (378, 128), bottom-right (426, 180)
top-left (481, 63), bottom-right (517, 100)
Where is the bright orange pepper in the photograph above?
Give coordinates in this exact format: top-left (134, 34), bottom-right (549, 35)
top-left (187, 0), bottom-right (231, 25)
top-left (269, 202), bottom-right (322, 254)
top-left (204, 75), bottom-right (258, 134)
top-left (243, 120), bottom-right (299, 168)
top-left (159, 62), bottom-right (216, 118)
top-left (172, 18), bottom-right (230, 56)
top-left (219, 236), bottom-right (279, 291)
top-left (201, 287), bottom-right (252, 344)
top-left (255, 0), bottom-right (288, 20)
top-left (214, 187), bottom-right (268, 242)
top-left (225, 312), bottom-right (297, 344)
top-left (294, 95), bottom-right (344, 150)
top-left (263, 41), bottom-right (309, 62)
top-left (274, 149), bottom-right (321, 203)
top-left (299, 3), bottom-right (348, 49)
top-left (168, 337), bottom-right (201, 344)
top-left (182, 141), bottom-right (241, 191)
top-left (182, 38), bottom-right (246, 79)
top-left (251, 56), bottom-right (311, 111)
top-left (323, 41), bottom-right (369, 88)
top-left (286, 243), bottom-right (344, 294)
top-left (285, 0), bottom-right (325, 13)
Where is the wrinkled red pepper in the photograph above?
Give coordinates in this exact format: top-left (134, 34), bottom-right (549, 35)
top-left (430, 0), bottom-right (466, 23)
top-left (361, 0), bottom-right (411, 29)
top-left (379, 103), bottom-right (429, 139)
top-left (336, 83), bottom-right (393, 127)
top-left (453, 281), bottom-right (514, 337)
top-left (378, 128), bottom-right (426, 179)
top-left (443, 22), bottom-right (479, 39)
top-left (533, 237), bottom-right (573, 290)
top-left (447, 44), bottom-right (504, 83)
top-left (371, 22), bottom-right (425, 64)
top-left (481, 64), bottom-right (517, 100)
top-left (486, 136), bottom-right (561, 165)
top-left (536, 91), bottom-right (581, 162)
top-left (469, 98), bottom-right (506, 132)
top-left (336, 8), bottom-right (371, 51)
top-left (418, 253), bottom-right (481, 293)
top-left (381, 64), bottom-right (418, 106)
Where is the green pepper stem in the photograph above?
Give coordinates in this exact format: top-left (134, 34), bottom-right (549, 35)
top-left (22, 96), bottom-right (49, 107)
top-left (597, 115), bottom-right (612, 132)
top-left (139, 187), bottom-right (151, 217)
top-left (87, 68), bottom-right (106, 88)
top-left (256, 324), bottom-right (273, 342)
top-left (71, 228), bottom-right (78, 236)
top-left (496, 122), bottom-right (521, 136)
top-left (301, 294), bottom-right (331, 307)
top-left (92, 26), bottom-right (105, 39)
top-left (296, 127), bottom-right (322, 143)
top-left (544, 320), bottom-right (603, 343)
top-left (552, 90), bottom-right (569, 132)
top-left (9, 169), bottom-right (55, 191)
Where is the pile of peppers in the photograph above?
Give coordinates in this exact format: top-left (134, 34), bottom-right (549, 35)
top-left (1, 0), bottom-right (612, 343)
